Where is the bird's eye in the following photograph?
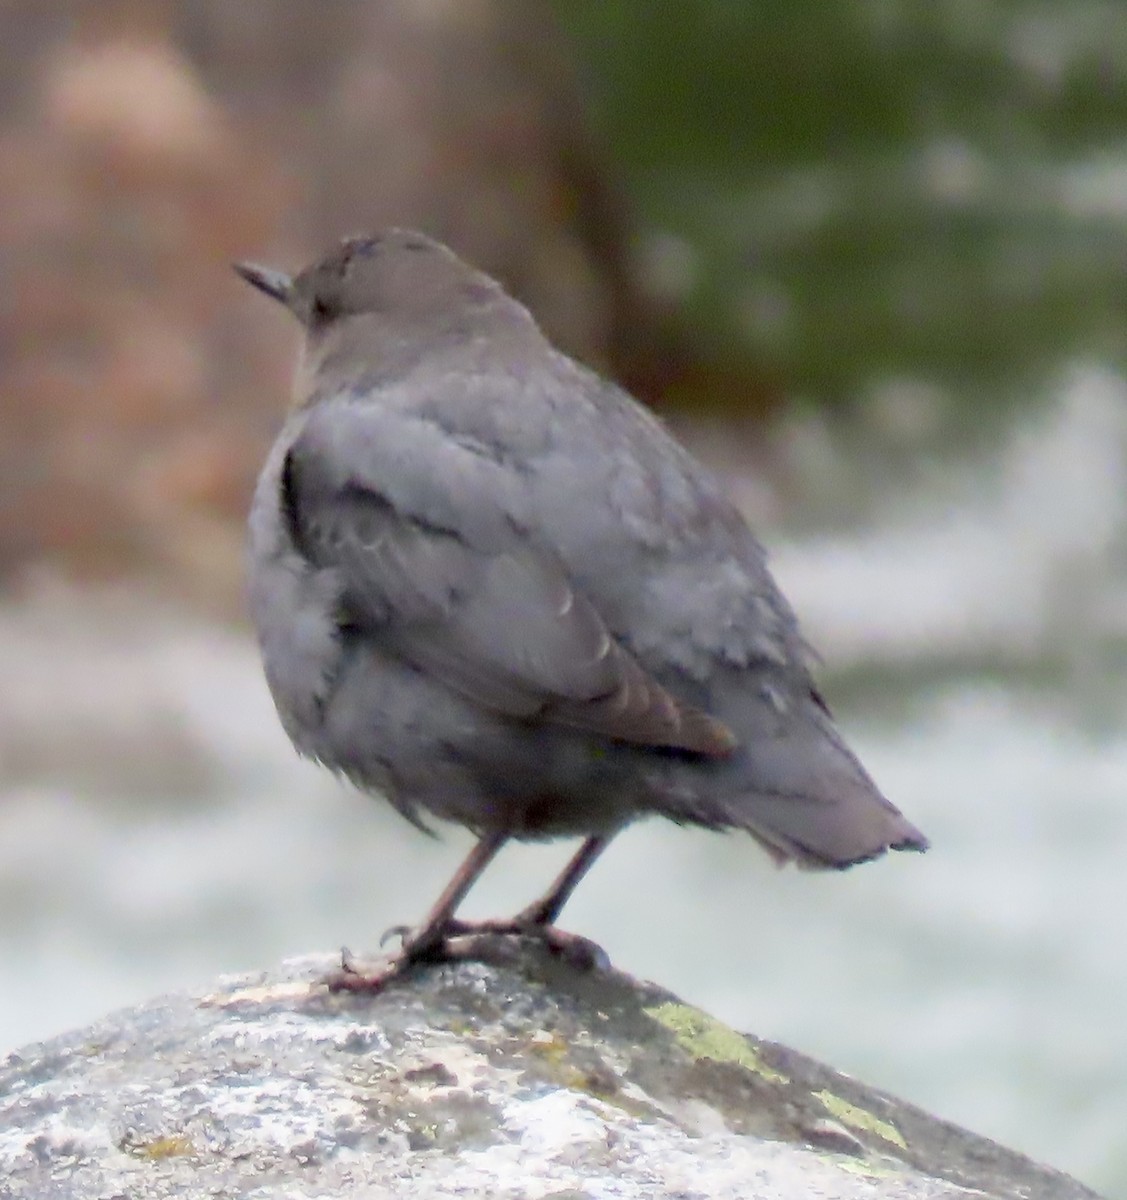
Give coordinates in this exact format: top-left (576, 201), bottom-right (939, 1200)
top-left (310, 295), bottom-right (334, 322)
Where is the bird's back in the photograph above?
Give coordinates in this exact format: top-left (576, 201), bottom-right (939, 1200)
top-left (415, 346), bottom-right (927, 866)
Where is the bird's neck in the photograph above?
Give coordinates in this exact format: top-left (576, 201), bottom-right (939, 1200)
top-left (293, 303), bottom-right (541, 406)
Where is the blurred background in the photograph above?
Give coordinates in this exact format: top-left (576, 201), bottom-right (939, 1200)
top-left (1, 1), bottom-right (1125, 1193)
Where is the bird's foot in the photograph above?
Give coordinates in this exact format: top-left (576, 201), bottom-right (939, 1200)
top-left (323, 915), bottom-right (608, 993)
top-left (323, 932), bottom-right (449, 994)
top-left (443, 915), bottom-right (609, 972)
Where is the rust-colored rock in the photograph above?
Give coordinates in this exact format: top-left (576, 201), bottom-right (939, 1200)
top-left (0, 1), bottom-right (679, 606)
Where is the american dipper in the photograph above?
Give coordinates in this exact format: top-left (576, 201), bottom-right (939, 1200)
top-left (236, 230), bottom-right (927, 987)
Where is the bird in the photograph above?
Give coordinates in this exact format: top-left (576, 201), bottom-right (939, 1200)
top-left (235, 229), bottom-right (928, 988)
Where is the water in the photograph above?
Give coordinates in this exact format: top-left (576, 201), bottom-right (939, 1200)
top-left (1, 375), bottom-right (1125, 1195)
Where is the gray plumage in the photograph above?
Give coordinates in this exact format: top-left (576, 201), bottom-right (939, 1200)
top-left (237, 230), bottom-right (926, 972)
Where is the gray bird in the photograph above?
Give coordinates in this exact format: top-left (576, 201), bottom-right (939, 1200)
top-left (236, 230), bottom-right (927, 987)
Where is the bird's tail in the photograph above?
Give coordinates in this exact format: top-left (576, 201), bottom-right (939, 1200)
top-left (661, 684), bottom-right (929, 869)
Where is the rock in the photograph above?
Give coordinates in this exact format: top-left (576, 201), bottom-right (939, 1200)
top-left (0, 945), bottom-right (1100, 1199)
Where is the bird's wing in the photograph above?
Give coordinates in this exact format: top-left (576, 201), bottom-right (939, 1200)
top-left (282, 401), bottom-right (735, 756)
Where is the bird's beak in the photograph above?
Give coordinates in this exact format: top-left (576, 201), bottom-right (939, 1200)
top-left (233, 261), bottom-right (293, 306)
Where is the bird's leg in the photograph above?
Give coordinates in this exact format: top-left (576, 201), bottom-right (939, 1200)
top-left (512, 833), bottom-right (612, 927)
top-left (398, 829), bottom-right (512, 956)
top-left (329, 833), bottom-right (615, 990)
top-left (328, 830), bottom-right (508, 992)
top-left (444, 834), bottom-right (614, 968)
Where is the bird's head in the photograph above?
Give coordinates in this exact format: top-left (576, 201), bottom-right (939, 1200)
top-left (234, 229), bottom-right (506, 333)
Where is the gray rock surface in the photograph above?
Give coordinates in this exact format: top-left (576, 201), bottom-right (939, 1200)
top-left (0, 944), bottom-right (1102, 1199)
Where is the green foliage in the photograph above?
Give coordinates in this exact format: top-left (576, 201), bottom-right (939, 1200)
top-left (553, 0), bottom-right (1127, 407)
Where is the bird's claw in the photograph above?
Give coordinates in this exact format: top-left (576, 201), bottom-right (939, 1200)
top-left (324, 927), bottom-right (452, 994)
top-left (379, 923), bottom-right (412, 949)
top-left (323, 917), bottom-right (608, 994)
top-left (442, 917), bottom-right (609, 972)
